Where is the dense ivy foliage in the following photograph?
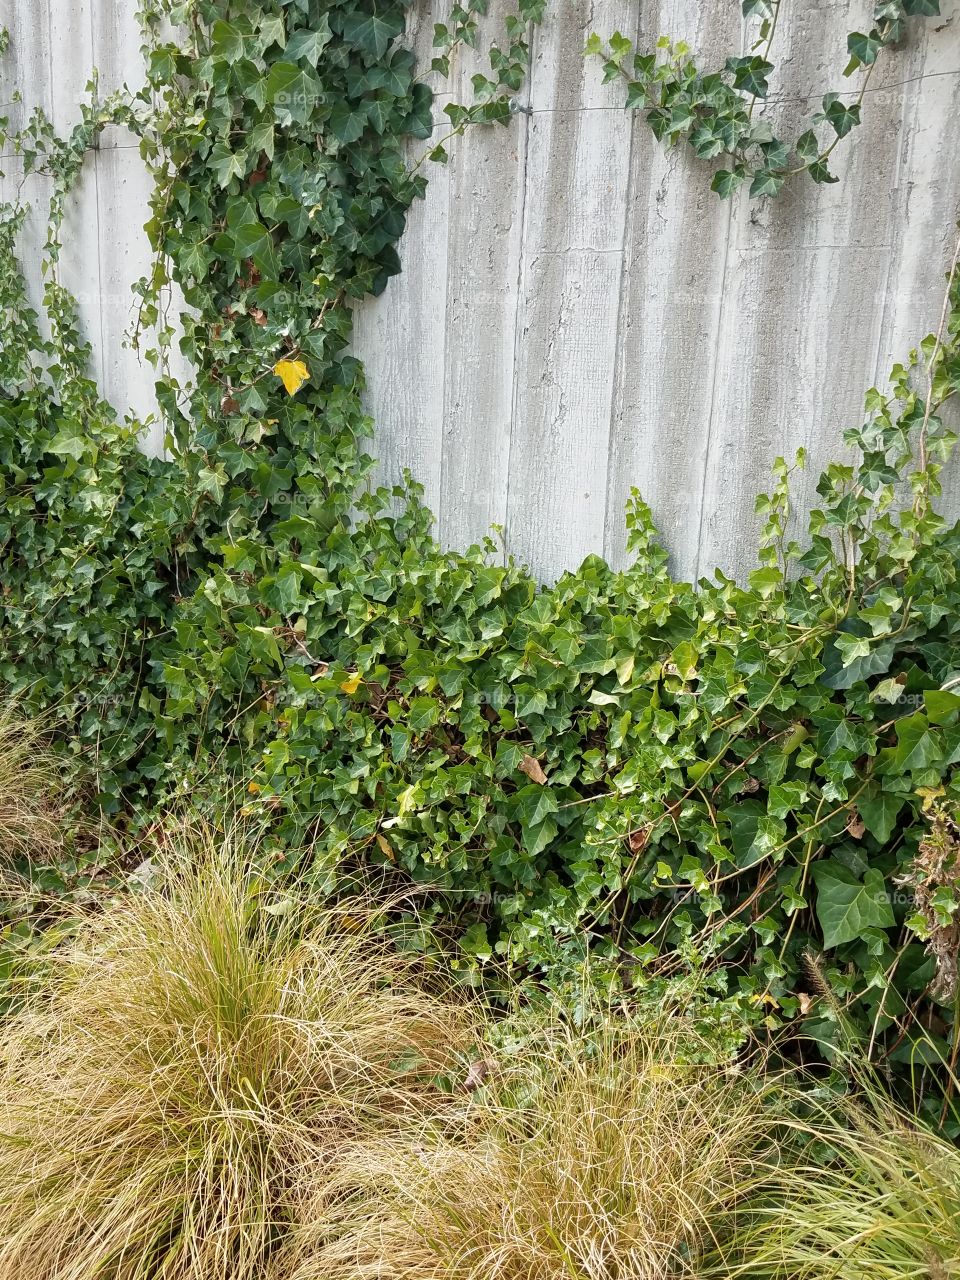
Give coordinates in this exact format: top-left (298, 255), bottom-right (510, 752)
top-left (0, 1), bottom-right (959, 1121)
top-left (589, 0), bottom-right (942, 199)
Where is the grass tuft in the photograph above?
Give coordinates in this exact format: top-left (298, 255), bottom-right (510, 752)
top-left (0, 700), bottom-right (65, 864)
top-left (0, 830), bottom-right (476, 1280)
top-left (282, 1010), bottom-right (784, 1280)
top-left (714, 1081), bottom-right (960, 1280)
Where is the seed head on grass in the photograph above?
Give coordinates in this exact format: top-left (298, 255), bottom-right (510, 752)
top-left (0, 832), bottom-right (476, 1280)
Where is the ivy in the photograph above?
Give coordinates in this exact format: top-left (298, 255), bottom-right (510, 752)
top-left (422, 0), bottom-right (546, 164)
top-left (0, 1), bottom-right (959, 1125)
top-left (586, 0), bottom-right (941, 199)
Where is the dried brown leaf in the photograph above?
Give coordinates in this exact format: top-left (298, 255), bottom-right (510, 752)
top-left (519, 754), bottom-right (548, 785)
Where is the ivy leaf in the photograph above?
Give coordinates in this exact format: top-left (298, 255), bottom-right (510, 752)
top-left (749, 168), bottom-right (786, 199)
top-left (248, 121), bottom-right (275, 160)
top-left (339, 7), bottom-right (405, 59)
top-left (768, 782), bottom-right (809, 819)
top-left (671, 641), bottom-right (699, 680)
top-left (624, 80), bottom-right (650, 112)
top-left (846, 30), bottom-right (885, 69)
top-left (259, 13), bottom-right (286, 48)
top-left (273, 358), bottom-right (310, 396)
top-left (266, 61), bottom-right (323, 125)
top-left (668, 104), bottom-right (696, 133)
top-left (711, 167), bottom-right (745, 199)
top-left (821, 635), bottom-right (895, 689)
top-left (795, 129), bottom-right (820, 163)
top-left (857, 782), bottom-right (906, 843)
top-left (211, 19), bottom-right (247, 63)
top-left (329, 101), bottom-right (368, 144)
top-left (209, 142), bottom-right (247, 188)
top-left (284, 20), bottom-right (333, 65)
top-left (727, 801), bottom-right (786, 863)
top-left (892, 712), bottom-right (941, 771)
top-left (47, 430), bottom-right (87, 460)
top-left (689, 125), bottom-right (723, 158)
top-left (807, 158), bottom-right (839, 184)
top-left (902, 0), bottom-right (940, 13)
top-left (819, 94), bottom-right (861, 138)
top-left (835, 632), bottom-right (873, 664)
top-left (459, 922), bottom-right (492, 961)
top-left (813, 861), bottom-right (895, 949)
top-left (522, 816), bottom-right (559, 857)
top-left (749, 565), bottom-right (783, 597)
top-left (925, 689), bottom-right (960, 725)
top-left (512, 783), bottom-right (559, 829)
top-left (407, 697), bottom-right (439, 734)
top-left (233, 221), bottom-right (279, 275)
top-left (197, 466), bottom-right (226, 504)
top-left (726, 55), bottom-right (773, 98)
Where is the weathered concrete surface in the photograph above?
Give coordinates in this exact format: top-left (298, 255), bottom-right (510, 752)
top-left (361, 0), bottom-right (960, 582)
top-left (2, 0), bottom-right (959, 580)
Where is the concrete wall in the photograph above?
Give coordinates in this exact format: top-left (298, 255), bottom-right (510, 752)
top-left (3, 0), bottom-right (959, 581)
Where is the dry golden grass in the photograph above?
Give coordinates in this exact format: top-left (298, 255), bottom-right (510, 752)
top-left (0, 699), bottom-right (65, 864)
top-left (279, 1011), bottom-right (783, 1280)
top-left (0, 831), bottom-right (477, 1280)
top-left (5, 810), bottom-right (952, 1280)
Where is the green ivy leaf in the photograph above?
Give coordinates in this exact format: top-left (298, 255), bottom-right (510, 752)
top-left (407, 696), bottom-right (440, 735)
top-left (857, 782), bottom-right (906, 843)
top-left (209, 142), bottom-right (247, 188)
top-left (820, 95), bottom-right (861, 138)
top-left (339, 7), bottom-right (405, 59)
top-left (211, 19), bottom-right (247, 64)
top-left (259, 13), bottom-right (286, 49)
top-left (329, 101), bottom-right (368, 144)
top-left (266, 61), bottom-right (324, 126)
top-left (726, 55), bottom-right (773, 98)
top-left (512, 783), bottom-right (559, 829)
top-left (232, 221), bottom-right (279, 276)
top-left (795, 129), bottom-right (820, 163)
top-left (821, 635), bottom-right (895, 689)
top-left (459, 922), bottom-right (492, 961)
top-left (892, 712), bottom-right (942, 772)
top-left (924, 689), bottom-right (960, 726)
top-left (671, 640), bottom-right (699, 680)
top-left (813, 861), bottom-right (895, 948)
top-left (807, 158), bottom-right (839, 184)
top-left (284, 21), bottom-right (333, 66)
top-left (846, 30), bottom-right (885, 68)
top-left (711, 167), bottom-right (745, 199)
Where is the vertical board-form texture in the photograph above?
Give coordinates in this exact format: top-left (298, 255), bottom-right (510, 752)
top-left (4, 0), bottom-right (960, 579)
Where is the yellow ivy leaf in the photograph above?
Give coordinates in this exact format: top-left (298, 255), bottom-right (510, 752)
top-left (340, 671), bottom-right (361, 694)
top-left (750, 991), bottom-right (780, 1009)
top-left (273, 357), bottom-right (309, 396)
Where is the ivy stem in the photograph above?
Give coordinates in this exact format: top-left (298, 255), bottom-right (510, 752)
top-left (915, 219), bottom-right (960, 489)
top-left (746, 0), bottom-right (782, 124)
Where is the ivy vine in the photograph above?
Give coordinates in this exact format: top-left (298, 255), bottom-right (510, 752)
top-left (424, 0), bottom-right (544, 161)
top-left (588, 0), bottom-right (942, 199)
